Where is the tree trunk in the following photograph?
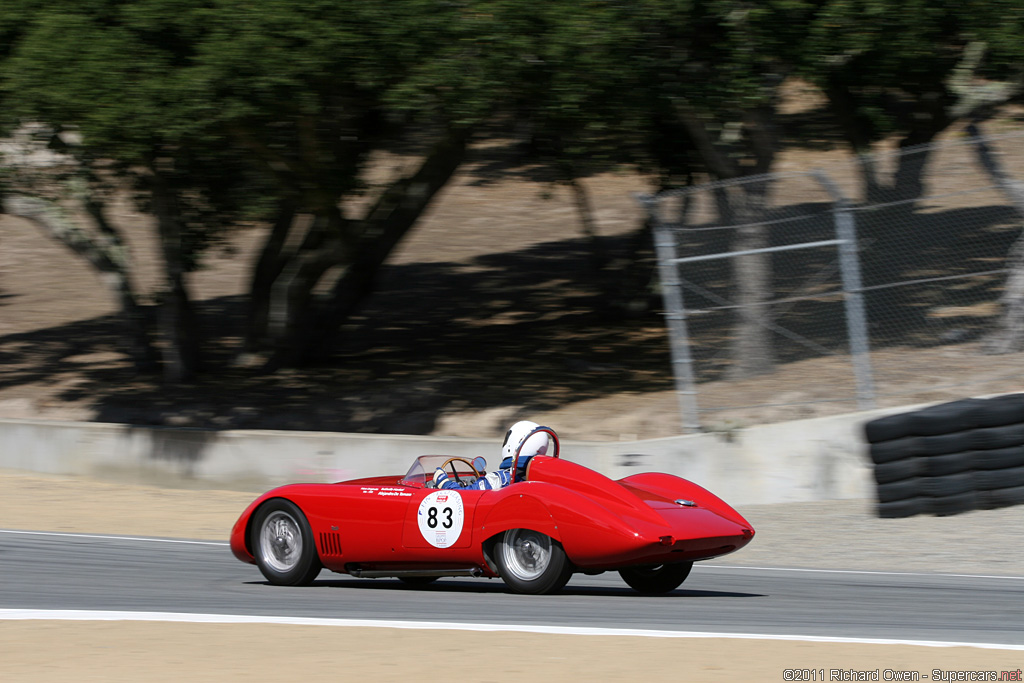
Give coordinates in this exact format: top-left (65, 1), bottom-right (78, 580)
top-left (857, 153), bottom-right (884, 204)
top-left (567, 176), bottom-right (618, 308)
top-left (890, 123), bottom-right (944, 205)
top-left (149, 172), bottom-right (201, 381)
top-left (725, 181), bottom-right (775, 379)
top-left (3, 192), bottom-right (158, 371)
top-left (244, 201), bottom-right (296, 353)
top-left (567, 177), bottom-right (609, 272)
top-left (301, 129), bottom-right (471, 362)
top-left (985, 237), bottom-right (1024, 354)
top-left (969, 122), bottom-right (1024, 354)
top-left (674, 102), bottom-right (778, 379)
top-left (267, 207), bottom-right (350, 368)
top-left (822, 80), bottom-right (887, 204)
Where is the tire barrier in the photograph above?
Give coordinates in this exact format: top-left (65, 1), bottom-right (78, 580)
top-left (864, 393), bottom-right (1024, 518)
top-left (869, 436), bottom-right (925, 464)
top-left (974, 446), bottom-right (1024, 470)
top-left (925, 452), bottom-right (973, 477)
top-left (876, 497), bottom-right (927, 519)
top-left (877, 477), bottom-right (926, 504)
top-left (926, 491), bottom-right (980, 517)
top-left (874, 457), bottom-right (927, 484)
top-left (970, 423), bottom-right (1024, 450)
top-left (972, 466), bottom-right (1024, 491)
top-left (978, 485), bottom-right (1024, 509)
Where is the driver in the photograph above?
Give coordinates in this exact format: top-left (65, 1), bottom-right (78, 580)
top-left (433, 420), bottom-right (552, 490)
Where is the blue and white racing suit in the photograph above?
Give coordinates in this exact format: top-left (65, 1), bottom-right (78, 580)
top-left (433, 466), bottom-right (512, 490)
top-left (432, 456), bottom-right (537, 491)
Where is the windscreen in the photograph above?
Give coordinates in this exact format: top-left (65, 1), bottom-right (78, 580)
top-left (400, 455), bottom-right (482, 488)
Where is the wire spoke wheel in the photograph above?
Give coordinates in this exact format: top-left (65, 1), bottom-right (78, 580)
top-left (259, 510), bottom-right (304, 573)
top-left (251, 499), bottom-right (321, 586)
top-left (500, 529), bottom-right (553, 581)
top-left (495, 528), bottom-right (572, 594)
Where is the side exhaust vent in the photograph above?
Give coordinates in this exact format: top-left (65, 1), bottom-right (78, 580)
top-left (319, 532), bottom-right (343, 556)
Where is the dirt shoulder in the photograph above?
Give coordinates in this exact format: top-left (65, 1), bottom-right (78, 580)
top-left (3, 620), bottom-right (1020, 683)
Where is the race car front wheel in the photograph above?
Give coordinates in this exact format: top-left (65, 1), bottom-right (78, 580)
top-left (619, 562), bottom-right (693, 594)
top-left (495, 528), bottom-right (573, 595)
top-left (251, 499), bottom-right (322, 586)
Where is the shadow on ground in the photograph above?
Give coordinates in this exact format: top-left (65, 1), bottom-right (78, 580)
top-left (674, 201), bottom-right (1020, 382)
top-left (0, 231), bottom-right (670, 435)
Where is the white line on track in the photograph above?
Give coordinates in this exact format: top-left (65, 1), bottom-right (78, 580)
top-left (705, 564), bottom-right (1024, 581)
top-left (1, 609), bottom-right (1022, 651)
top-left (0, 529), bottom-right (227, 546)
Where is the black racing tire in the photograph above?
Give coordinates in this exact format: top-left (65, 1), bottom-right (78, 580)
top-left (978, 485), bottom-right (1024, 509)
top-left (972, 465), bottom-right (1024, 491)
top-left (251, 499), bottom-right (322, 586)
top-left (970, 423), bottom-right (1024, 451)
top-left (974, 446), bottom-right (1024, 470)
top-left (398, 576), bottom-right (439, 588)
top-left (874, 457), bottom-right (927, 484)
top-left (877, 497), bottom-right (927, 518)
top-left (920, 431), bottom-right (976, 457)
top-left (925, 452), bottom-right (974, 477)
top-left (877, 477), bottom-right (926, 503)
top-left (870, 437), bottom-right (925, 465)
top-left (864, 413), bottom-right (917, 444)
top-left (495, 529), bottom-right (573, 595)
top-left (975, 394), bottom-right (1024, 428)
top-left (926, 491), bottom-right (979, 517)
top-left (911, 399), bottom-right (986, 436)
top-left (921, 472), bottom-right (974, 498)
top-left (619, 562), bottom-right (694, 594)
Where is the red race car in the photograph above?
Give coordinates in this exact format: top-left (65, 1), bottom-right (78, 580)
top-left (230, 426), bottom-right (755, 594)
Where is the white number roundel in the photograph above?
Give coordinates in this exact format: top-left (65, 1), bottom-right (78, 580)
top-left (417, 490), bottom-right (465, 548)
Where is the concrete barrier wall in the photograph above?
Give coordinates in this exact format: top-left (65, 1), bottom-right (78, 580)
top-left (0, 407), bottom-right (920, 504)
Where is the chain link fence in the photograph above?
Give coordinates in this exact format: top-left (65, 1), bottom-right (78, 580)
top-left (643, 128), bottom-right (1024, 431)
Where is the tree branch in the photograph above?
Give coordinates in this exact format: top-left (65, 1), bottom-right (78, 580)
top-left (671, 101), bottom-right (737, 179)
top-left (947, 41), bottom-right (1024, 120)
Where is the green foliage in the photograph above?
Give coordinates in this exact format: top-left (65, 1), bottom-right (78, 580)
top-left (2, 2), bottom-right (211, 159)
top-left (474, 0), bottom-right (817, 181)
top-left (802, 0), bottom-right (1024, 145)
top-left (4, 1), bottom-right (1024, 271)
top-left (0, 0), bottom-right (499, 266)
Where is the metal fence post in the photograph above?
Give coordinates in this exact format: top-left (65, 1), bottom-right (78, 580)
top-left (641, 194), bottom-right (702, 433)
top-left (812, 170), bottom-right (876, 410)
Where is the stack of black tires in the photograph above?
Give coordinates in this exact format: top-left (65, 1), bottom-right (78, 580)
top-left (864, 393), bottom-right (1024, 518)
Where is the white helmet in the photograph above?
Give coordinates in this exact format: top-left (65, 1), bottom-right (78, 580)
top-left (501, 420), bottom-right (549, 462)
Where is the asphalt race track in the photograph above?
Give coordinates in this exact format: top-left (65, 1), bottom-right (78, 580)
top-left (2, 529), bottom-right (1022, 646)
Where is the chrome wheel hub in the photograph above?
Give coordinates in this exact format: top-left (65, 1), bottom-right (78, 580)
top-left (259, 511), bottom-right (303, 573)
top-left (501, 529), bottom-right (552, 581)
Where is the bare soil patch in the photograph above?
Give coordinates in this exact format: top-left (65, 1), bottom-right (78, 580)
top-left (5, 621), bottom-right (1020, 683)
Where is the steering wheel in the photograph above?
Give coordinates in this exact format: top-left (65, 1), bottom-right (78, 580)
top-left (438, 457), bottom-right (483, 485)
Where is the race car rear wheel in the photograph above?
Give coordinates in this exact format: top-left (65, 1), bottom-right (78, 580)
top-left (495, 529), bottom-right (573, 595)
top-left (619, 562), bottom-right (693, 594)
top-left (252, 499), bottom-right (322, 586)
